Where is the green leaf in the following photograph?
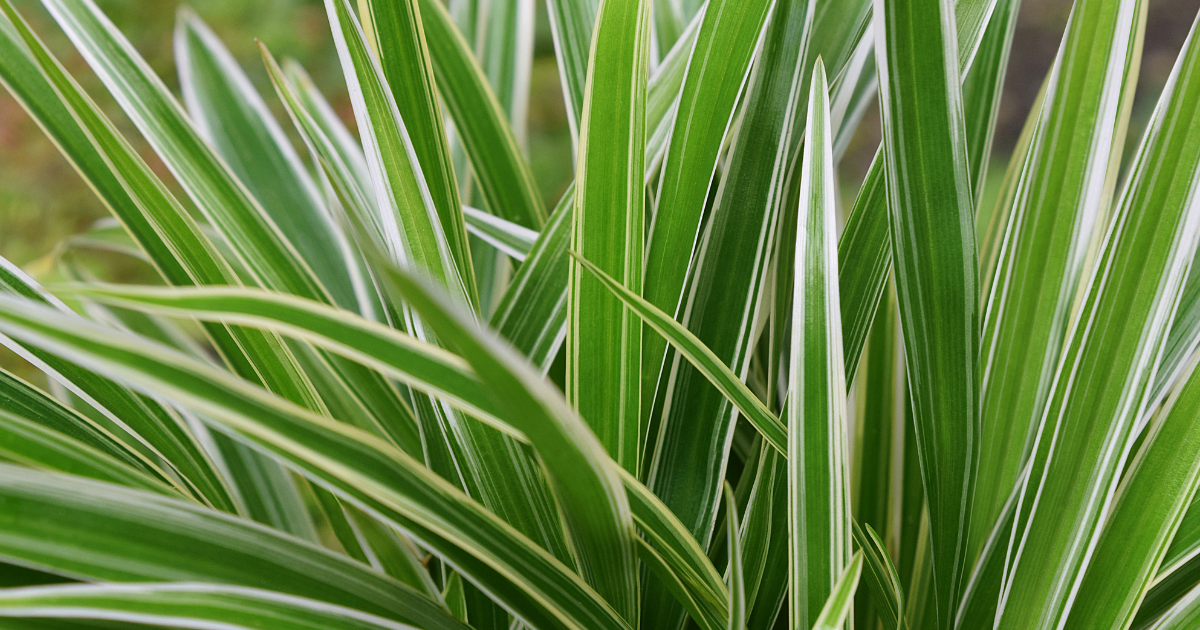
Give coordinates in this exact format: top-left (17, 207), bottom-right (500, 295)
top-left (0, 408), bottom-right (175, 495)
top-left (543, 0), bottom-right (599, 140)
top-left (640, 0), bottom-right (772, 428)
top-left (875, 0), bottom-right (981, 627)
top-left (788, 59), bottom-right (852, 629)
top-left (619, 467), bottom-right (728, 627)
top-left (995, 3), bottom-right (1200, 624)
top-left (811, 552), bottom-right (865, 630)
top-left (375, 258), bottom-right (640, 627)
top-left (361, 0), bottom-right (477, 305)
top-left (174, 9), bottom-right (362, 312)
top-left (463, 206), bottom-right (538, 262)
top-left (723, 483), bottom-right (745, 630)
top-left (567, 0), bottom-right (651, 476)
top-left (50, 284), bottom-right (506, 436)
top-left (490, 189), bottom-right (573, 371)
top-left (0, 466), bottom-right (465, 630)
top-left (324, 0), bottom-right (472, 309)
top-left (973, 0), bottom-right (1145, 565)
top-left (639, 0), bottom-right (813, 576)
top-left (1065, 357), bottom-right (1200, 629)
top-left (0, 295), bottom-right (629, 630)
top-left (418, 0), bottom-right (545, 229)
top-left (38, 0), bottom-right (328, 304)
top-left (0, 365), bottom-right (161, 479)
top-left (568, 254), bottom-right (785, 457)
top-left (0, 583), bottom-right (435, 630)
top-left (853, 521), bottom-right (905, 630)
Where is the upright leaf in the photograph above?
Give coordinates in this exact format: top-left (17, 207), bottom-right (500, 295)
top-left (788, 60), bottom-right (851, 630)
top-left (361, 0), bottom-right (476, 304)
top-left (996, 4), bottom-right (1200, 626)
top-left (567, 0), bottom-right (651, 474)
top-left (973, 0), bottom-right (1145, 560)
top-left (640, 0), bottom-right (773, 425)
top-left (874, 0), bottom-right (980, 627)
top-left (641, 0), bottom-right (813, 559)
top-left (174, 10), bottom-right (362, 312)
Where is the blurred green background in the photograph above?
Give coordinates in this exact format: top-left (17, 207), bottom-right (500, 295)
top-left (0, 0), bottom-right (1198, 272)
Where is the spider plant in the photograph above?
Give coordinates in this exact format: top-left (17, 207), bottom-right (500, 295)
top-left (0, 0), bottom-right (1199, 628)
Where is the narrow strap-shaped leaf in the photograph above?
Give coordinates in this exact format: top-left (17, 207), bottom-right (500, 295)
top-left (325, 0), bottom-right (472, 309)
top-left (0, 583), bottom-right (427, 630)
top-left (646, 5), bottom-right (705, 175)
top-left (463, 206), bottom-right (538, 262)
top-left (620, 467), bottom-right (728, 623)
top-left (544, 0), bottom-right (599, 140)
top-left (52, 284), bottom-right (505, 431)
top-left (490, 189), bottom-right (573, 370)
top-left (640, 0), bottom-right (772, 424)
top-left (38, 0), bottom-right (329, 304)
top-left (636, 536), bottom-right (723, 630)
top-left (640, 16), bottom-right (816, 626)
top-left (723, 484), bottom-right (745, 630)
top-left (375, 259), bottom-right (639, 626)
top-left (570, 254), bottom-right (786, 456)
top-left (959, 0), bottom-right (1019, 204)
top-left (744, 450), bottom-right (789, 630)
top-left (996, 5), bottom-right (1200, 625)
top-left (1065, 357), bottom-right (1200, 629)
top-left (851, 281), bottom-right (905, 630)
top-left (0, 409), bottom-right (175, 495)
top-left (1143, 582), bottom-right (1200, 630)
top-left (0, 0), bottom-right (344, 534)
top-left (362, 0), bottom-right (476, 302)
top-left (974, 0), bottom-right (1145, 563)
top-left (567, 0), bottom-right (651, 477)
top-left (0, 466), bottom-right (466, 630)
top-left (875, 0), bottom-right (981, 627)
top-left (788, 60), bottom-right (852, 629)
top-left (811, 552), bottom-right (865, 630)
top-left (853, 522), bottom-right (906, 630)
top-left (0, 262), bottom-right (232, 510)
top-left (835, 0), bottom-right (1018, 385)
top-left (418, 0), bottom-right (545, 229)
top-left (174, 10), bottom-right (361, 312)
top-left (62, 283), bottom-right (580, 581)
top-left (0, 366), bottom-right (158, 477)
top-left (0, 296), bottom-right (628, 630)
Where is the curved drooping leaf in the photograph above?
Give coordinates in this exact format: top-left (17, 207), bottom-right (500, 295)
top-left (0, 294), bottom-right (629, 630)
top-left (0, 408), bottom-right (174, 495)
top-left (0, 466), bottom-right (466, 630)
top-left (569, 255), bottom-right (785, 457)
top-left (0, 583), bottom-right (429, 630)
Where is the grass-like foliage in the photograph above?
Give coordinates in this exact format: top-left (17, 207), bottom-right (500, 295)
top-left (1, 0), bottom-right (1200, 628)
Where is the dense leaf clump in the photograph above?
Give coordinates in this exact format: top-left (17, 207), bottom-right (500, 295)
top-left (0, 0), bottom-right (1199, 629)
